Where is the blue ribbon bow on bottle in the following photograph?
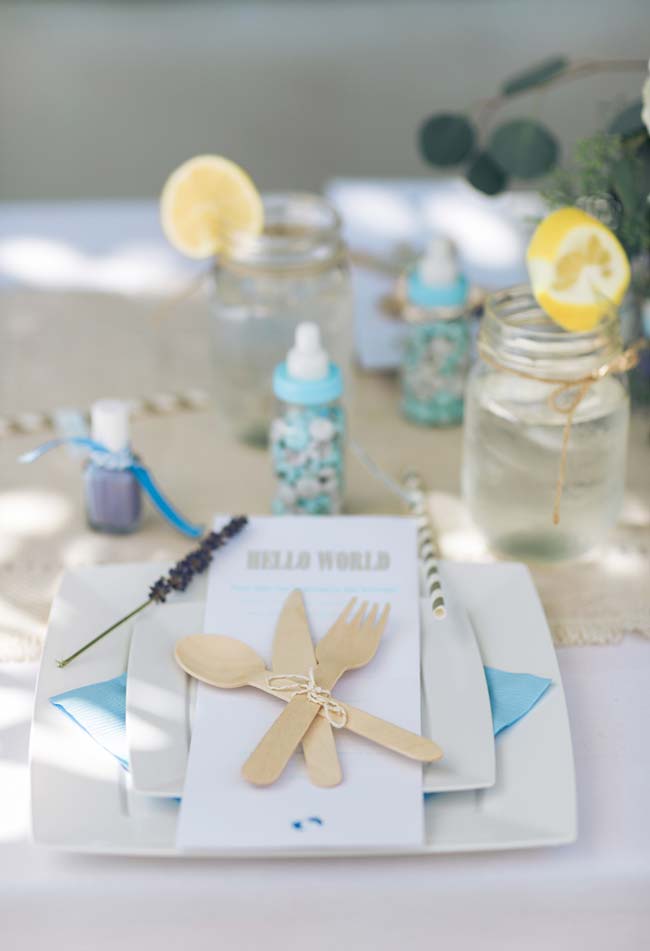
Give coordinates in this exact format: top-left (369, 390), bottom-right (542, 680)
top-left (19, 437), bottom-right (203, 538)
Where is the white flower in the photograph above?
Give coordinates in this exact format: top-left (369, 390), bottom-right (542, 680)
top-left (642, 59), bottom-right (650, 136)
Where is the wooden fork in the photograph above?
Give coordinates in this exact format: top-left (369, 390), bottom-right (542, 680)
top-left (242, 598), bottom-right (390, 786)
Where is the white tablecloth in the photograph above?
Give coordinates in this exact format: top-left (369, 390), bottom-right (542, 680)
top-left (1, 641), bottom-right (648, 951)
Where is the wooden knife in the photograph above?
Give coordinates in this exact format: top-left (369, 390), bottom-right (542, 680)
top-left (272, 589), bottom-right (342, 787)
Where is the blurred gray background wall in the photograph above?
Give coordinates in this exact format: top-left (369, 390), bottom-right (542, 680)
top-left (1, 0), bottom-right (648, 199)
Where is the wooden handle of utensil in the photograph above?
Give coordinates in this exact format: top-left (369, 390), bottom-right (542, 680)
top-left (344, 706), bottom-right (443, 762)
top-left (242, 694), bottom-right (321, 786)
top-left (247, 669), bottom-right (441, 765)
top-left (302, 717), bottom-right (342, 787)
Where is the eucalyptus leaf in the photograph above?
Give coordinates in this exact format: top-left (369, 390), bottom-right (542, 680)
top-left (608, 100), bottom-right (645, 137)
top-left (419, 113), bottom-right (475, 166)
top-left (466, 152), bottom-right (508, 195)
top-left (501, 56), bottom-right (569, 96)
top-left (488, 119), bottom-right (559, 179)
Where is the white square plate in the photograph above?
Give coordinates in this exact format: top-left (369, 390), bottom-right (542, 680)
top-left (30, 561), bottom-right (576, 856)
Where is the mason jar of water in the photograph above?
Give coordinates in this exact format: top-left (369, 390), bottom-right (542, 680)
top-left (462, 287), bottom-right (629, 561)
top-left (210, 193), bottom-right (352, 447)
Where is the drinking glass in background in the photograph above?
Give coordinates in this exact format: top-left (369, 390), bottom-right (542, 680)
top-left (462, 286), bottom-right (630, 562)
top-left (209, 193), bottom-right (353, 447)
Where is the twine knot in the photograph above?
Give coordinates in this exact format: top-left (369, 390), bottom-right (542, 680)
top-left (266, 668), bottom-right (348, 728)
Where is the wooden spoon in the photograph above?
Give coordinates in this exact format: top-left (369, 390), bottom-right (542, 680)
top-left (175, 635), bottom-right (443, 764)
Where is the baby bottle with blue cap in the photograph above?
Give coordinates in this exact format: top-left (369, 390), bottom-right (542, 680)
top-left (401, 236), bottom-right (472, 426)
top-left (270, 322), bottom-right (345, 515)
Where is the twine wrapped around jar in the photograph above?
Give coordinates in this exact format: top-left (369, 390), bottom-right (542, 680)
top-left (477, 338), bottom-right (647, 524)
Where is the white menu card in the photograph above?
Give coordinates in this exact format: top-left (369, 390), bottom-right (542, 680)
top-left (177, 516), bottom-right (423, 852)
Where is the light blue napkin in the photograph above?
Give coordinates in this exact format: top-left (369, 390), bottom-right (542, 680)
top-left (51, 672), bottom-right (129, 770)
top-left (484, 666), bottom-right (552, 736)
top-left (50, 667), bottom-right (552, 772)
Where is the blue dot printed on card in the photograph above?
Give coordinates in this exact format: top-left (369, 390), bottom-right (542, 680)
top-left (291, 816), bottom-right (324, 830)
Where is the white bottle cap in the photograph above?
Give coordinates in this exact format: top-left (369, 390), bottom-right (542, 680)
top-left (419, 236), bottom-right (460, 287)
top-left (91, 399), bottom-right (131, 453)
top-left (286, 322), bottom-right (329, 381)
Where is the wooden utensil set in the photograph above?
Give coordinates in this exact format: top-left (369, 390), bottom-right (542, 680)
top-left (175, 589), bottom-right (442, 788)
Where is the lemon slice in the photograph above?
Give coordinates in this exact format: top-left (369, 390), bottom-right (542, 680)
top-left (526, 207), bottom-right (630, 331)
top-left (160, 155), bottom-right (263, 259)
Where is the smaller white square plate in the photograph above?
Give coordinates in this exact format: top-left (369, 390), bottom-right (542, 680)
top-left (420, 594), bottom-right (495, 792)
top-left (125, 595), bottom-right (494, 797)
top-left (126, 604), bottom-right (200, 798)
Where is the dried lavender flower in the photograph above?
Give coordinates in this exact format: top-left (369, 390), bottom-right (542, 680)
top-left (57, 516), bottom-right (249, 667)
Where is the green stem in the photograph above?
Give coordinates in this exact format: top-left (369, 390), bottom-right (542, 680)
top-left (56, 599), bottom-right (152, 668)
top-left (474, 57), bottom-right (648, 134)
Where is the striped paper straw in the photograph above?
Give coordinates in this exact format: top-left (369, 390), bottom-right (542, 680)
top-left (402, 471), bottom-right (446, 620)
top-left (349, 441), bottom-right (446, 620)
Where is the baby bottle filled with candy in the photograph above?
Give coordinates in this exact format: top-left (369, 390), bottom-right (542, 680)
top-left (400, 236), bottom-right (471, 426)
top-left (270, 322), bottom-right (345, 515)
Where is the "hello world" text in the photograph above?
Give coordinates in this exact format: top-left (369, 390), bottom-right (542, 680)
top-left (246, 550), bottom-right (390, 571)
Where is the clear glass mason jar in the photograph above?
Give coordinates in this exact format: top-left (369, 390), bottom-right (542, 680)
top-left (462, 286), bottom-right (630, 562)
top-left (209, 193), bottom-right (353, 446)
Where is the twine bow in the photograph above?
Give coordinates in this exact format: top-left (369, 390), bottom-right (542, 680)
top-left (479, 339), bottom-right (647, 524)
top-left (266, 668), bottom-right (348, 728)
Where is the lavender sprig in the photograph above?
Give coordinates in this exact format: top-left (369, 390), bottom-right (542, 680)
top-left (56, 516), bottom-right (248, 668)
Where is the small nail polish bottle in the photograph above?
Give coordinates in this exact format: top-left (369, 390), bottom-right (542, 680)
top-left (84, 399), bottom-right (142, 534)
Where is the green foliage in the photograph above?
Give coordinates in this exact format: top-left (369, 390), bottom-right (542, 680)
top-left (542, 132), bottom-right (650, 257)
top-left (608, 100), bottom-right (645, 137)
top-left (501, 56), bottom-right (569, 96)
top-left (574, 134), bottom-right (624, 194)
top-left (466, 152), bottom-right (508, 194)
top-left (487, 119), bottom-right (559, 179)
top-left (418, 114), bottom-right (475, 166)
top-left (418, 110), bottom-right (559, 194)
top-left (417, 53), bottom-right (649, 211)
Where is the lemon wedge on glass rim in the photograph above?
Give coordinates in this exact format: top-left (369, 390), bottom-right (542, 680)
top-left (160, 155), bottom-right (263, 259)
top-left (526, 206), bottom-right (631, 331)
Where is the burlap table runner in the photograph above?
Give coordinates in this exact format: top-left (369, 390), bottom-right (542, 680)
top-left (1, 289), bottom-right (648, 661)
